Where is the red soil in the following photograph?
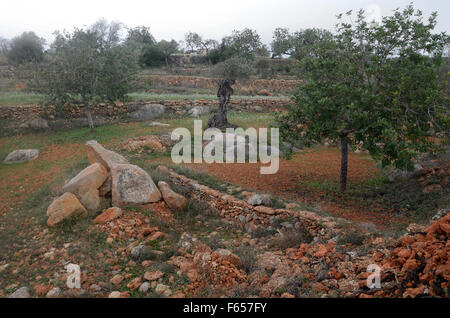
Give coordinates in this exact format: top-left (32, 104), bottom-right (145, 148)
top-left (185, 148), bottom-right (406, 228)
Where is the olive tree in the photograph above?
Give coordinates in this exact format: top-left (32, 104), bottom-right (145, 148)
top-left (277, 5), bottom-right (449, 192)
top-left (271, 28), bottom-right (292, 58)
top-left (207, 57), bottom-right (252, 128)
top-left (158, 39), bottom-right (179, 67)
top-left (5, 31), bottom-right (45, 64)
top-left (36, 21), bottom-right (139, 131)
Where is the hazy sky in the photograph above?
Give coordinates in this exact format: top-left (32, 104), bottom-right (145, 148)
top-left (0, 0), bottom-right (449, 46)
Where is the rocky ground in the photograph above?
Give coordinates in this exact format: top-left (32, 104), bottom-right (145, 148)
top-left (1, 141), bottom-right (448, 298)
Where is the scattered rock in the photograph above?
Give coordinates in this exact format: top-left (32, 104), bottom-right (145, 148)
top-left (94, 207), bottom-right (122, 224)
top-left (131, 244), bottom-right (157, 261)
top-left (110, 274), bottom-right (124, 285)
top-left (8, 287), bottom-right (30, 298)
top-left (144, 271), bottom-right (164, 281)
top-left (158, 181), bottom-right (187, 212)
top-left (108, 291), bottom-right (121, 298)
top-left (155, 283), bottom-right (171, 296)
top-left (3, 149), bottom-right (40, 164)
top-left (111, 163), bottom-right (161, 207)
top-left (46, 192), bottom-right (88, 226)
top-left (126, 277), bottom-right (142, 290)
top-left (139, 282), bottom-right (150, 293)
top-left (177, 232), bottom-right (197, 250)
top-left (46, 287), bottom-right (61, 298)
top-left (148, 121), bottom-right (170, 127)
top-left (247, 194), bottom-right (272, 206)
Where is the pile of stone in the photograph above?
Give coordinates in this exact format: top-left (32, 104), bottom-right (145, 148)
top-left (46, 140), bottom-right (187, 227)
top-left (417, 163), bottom-right (449, 193)
top-left (366, 212), bottom-right (449, 298)
top-left (121, 134), bottom-right (174, 153)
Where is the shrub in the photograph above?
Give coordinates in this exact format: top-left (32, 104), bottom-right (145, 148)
top-left (6, 31), bottom-right (45, 64)
top-left (140, 44), bottom-right (165, 67)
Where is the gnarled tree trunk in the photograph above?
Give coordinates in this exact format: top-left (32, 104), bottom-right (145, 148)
top-left (207, 79), bottom-right (237, 129)
top-left (85, 102), bottom-right (95, 132)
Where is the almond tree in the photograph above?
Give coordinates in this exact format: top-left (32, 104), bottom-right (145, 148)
top-left (277, 5), bottom-right (449, 191)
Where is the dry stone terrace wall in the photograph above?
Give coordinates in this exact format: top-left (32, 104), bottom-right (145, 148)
top-left (0, 98), bottom-right (290, 122)
top-left (159, 166), bottom-right (342, 240)
top-left (146, 75), bottom-right (299, 94)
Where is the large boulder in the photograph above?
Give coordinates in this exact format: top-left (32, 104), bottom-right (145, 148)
top-left (85, 140), bottom-right (128, 170)
top-left (28, 117), bottom-right (49, 130)
top-left (128, 104), bottom-right (165, 121)
top-left (111, 164), bottom-right (161, 207)
top-left (61, 163), bottom-right (108, 211)
top-left (3, 149), bottom-right (40, 164)
top-left (188, 106), bottom-right (211, 117)
top-left (46, 192), bottom-right (88, 226)
top-left (158, 181), bottom-right (187, 212)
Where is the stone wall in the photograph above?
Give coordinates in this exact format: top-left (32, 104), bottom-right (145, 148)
top-left (145, 75), bottom-right (299, 94)
top-left (161, 166), bottom-right (341, 239)
top-left (0, 98), bottom-right (290, 122)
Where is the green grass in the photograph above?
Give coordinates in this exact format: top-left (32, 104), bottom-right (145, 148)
top-left (0, 91), bottom-right (289, 107)
top-left (128, 92), bottom-right (289, 101)
top-left (0, 91), bottom-right (45, 105)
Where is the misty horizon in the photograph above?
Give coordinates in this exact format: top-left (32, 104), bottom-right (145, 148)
top-left (1, 0), bottom-right (449, 48)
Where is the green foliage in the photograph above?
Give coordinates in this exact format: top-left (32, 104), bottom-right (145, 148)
top-left (277, 5), bottom-right (449, 174)
top-left (140, 44), bottom-right (166, 67)
top-left (158, 39), bottom-right (179, 66)
top-left (125, 26), bottom-right (156, 49)
top-left (5, 31), bottom-right (45, 64)
top-left (207, 28), bottom-right (267, 64)
top-left (35, 21), bottom-right (139, 108)
top-left (184, 32), bottom-right (217, 53)
top-left (270, 28), bottom-right (333, 60)
top-left (212, 57), bottom-right (253, 81)
top-left (271, 28), bottom-right (292, 58)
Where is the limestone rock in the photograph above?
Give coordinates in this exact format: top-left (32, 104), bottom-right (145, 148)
top-left (93, 207), bottom-right (122, 224)
top-left (46, 192), bottom-right (88, 226)
top-left (85, 140), bottom-right (128, 170)
top-left (128, 104), bottom-right (165, 121)
top-left (158, 181), bottom-right (187, 212)
top-left (111, 164), bottom-right (161, 207)
top-left (61, 163), bottom-right (108, 211)
top-left (247, 194), bottom-right (272, 206)
top-left (8, 286), bottom-right (30, 298)
top-left (28, 117), bottom-right (49, 130)
top-left (3, 149), bottom-right (40, 164)
top-left (188, 106), bottom-right (211, 117)
top-left (147, 121), bottom-right (170, 127)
